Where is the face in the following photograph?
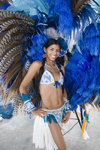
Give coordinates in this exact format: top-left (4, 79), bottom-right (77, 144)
top-left (44, 44), bottom-right (60, 61)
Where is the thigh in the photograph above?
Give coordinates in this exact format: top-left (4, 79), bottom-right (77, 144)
top-left (48, 120), bottom-right (67, 150)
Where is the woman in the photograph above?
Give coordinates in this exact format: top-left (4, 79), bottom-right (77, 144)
top-left (19, 38), bottom-right (71, 150)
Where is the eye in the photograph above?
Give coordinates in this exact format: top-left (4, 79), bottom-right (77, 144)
top-left (57, 49), bottom-right (60, 52)
top-left (50, 48), bottom-right (54, 51)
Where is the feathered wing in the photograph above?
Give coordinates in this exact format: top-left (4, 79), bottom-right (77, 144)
top-left (0, 1), bottom-right (49, 114)
top-left (0, 10), bottom-right (35, 91)
top-left (0, 0), bottom-right (100, 113)
top-left (0, 6), bottom-right (35, 110)
top-left (65, 0), bottom-right (100, 110)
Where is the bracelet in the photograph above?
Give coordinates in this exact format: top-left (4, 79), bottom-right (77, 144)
top-left (19, 92), bottom-right (34, 102)
top-left (63, 97), bottom-right (72, 111)
top-left (24, 99), bottom-right (36, 112)
top-left (19, 92), bottom-right (36, 112)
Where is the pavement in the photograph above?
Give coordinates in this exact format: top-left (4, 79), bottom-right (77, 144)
top-left (0, 107), bottom-right (100, 150)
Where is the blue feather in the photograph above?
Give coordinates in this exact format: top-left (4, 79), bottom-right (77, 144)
top-left (48, 4), bottom-right (55, 17)
top-left (57, 37), bottom-right (68, 50)
top-left (0, 72), bottom-right (17, 89)
top-left (83, 23), bottom-right (99, 39)
top-left (84, 5), bottom-right (98, 31)
top-left (73, 3), bottom-right (100, 43)
top-left (19, 92), bottom-right (34, 102)
top-left (85, 37), bottom-right (100, 56)
top-left (24, 34), bottom-right (49, 63)
top-left (0, 2), bottom-right (11, 10)
top-left (54, 1), bottom-right (71, 15)
top-left (85, 4), bottom-right (100, 19)
top-left (45, 0), bottom-right (72, 8)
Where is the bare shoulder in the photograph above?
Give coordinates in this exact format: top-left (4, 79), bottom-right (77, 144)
top-left (28, 60), bottom-right (42, 74)
top-left (31, 60), bottom-right (42, 68)
top-left (61, 65), bottom-right (65, 75)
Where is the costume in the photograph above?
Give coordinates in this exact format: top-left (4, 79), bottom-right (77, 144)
top-left (0, 0), bottom-right (100, 109)
top-left (20, 61), bottom-right (71, 149)
top-left (40, 62), bottom-right (64, 88)
top-left (0, 0), bottom-right (100, 149)
top-left (22, 95), bottom-right (71, 150)
top-left (43, 98), bottom-right (71, 124)
top-left (33, 98), bottom-right (71, 150)
top-left (33, 105), bottom-right (70, 150)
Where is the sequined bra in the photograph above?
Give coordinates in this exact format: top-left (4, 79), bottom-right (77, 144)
top-left (40, 62), bottom-right (64, 88)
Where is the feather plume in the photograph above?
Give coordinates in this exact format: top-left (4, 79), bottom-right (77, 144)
top-left (71, 0), bottom-right (90, 15)
top-left (4, 63), bottom-right (23, 92)
top-left (72, 2), bottom-right (100, 45)
top-left (0, 10), bottom-right (35, 23)
top-left (2, 55), bottom-right (23, 92)
top-left (0, 36), bottom-right (24, 58)
top-left (0, 9), bottom-right (35, 97)
top-left (0, 45), bottom-right (22, 66)
top-left (0, 19), bottom-right (34, 33)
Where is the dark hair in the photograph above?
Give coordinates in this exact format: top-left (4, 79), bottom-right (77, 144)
top-left (31, 38), bottom-right (64, 106)
top-left (43, 38), bottom-right (61, 49)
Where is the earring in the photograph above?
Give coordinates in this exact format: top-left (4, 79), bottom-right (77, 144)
top-left (43, 53), bottom-right (46, 58)
top-left (64, 51), bottom-right (68, 67)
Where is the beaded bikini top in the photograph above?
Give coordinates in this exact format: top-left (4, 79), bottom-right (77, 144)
top-left (40, 62), bottom-right (64, 88)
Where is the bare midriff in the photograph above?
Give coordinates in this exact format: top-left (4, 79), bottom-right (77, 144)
top-left (39, 83), bottom-right (64, 110)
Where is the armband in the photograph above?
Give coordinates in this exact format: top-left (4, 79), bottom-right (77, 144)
top-left (19, 92), bottom-right (36, 112)
top-left (63, 97), bottom-right (72, 111)
top-left (24, 99), bottom-right (36, 112)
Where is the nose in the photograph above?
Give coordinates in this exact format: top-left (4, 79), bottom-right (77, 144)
top-left (53, 49), bottom-right (58, 55)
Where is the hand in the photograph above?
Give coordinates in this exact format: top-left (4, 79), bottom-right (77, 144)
top-left (61, 112), bottom-right (71, 123)
top-left (31, 107), bottom-right (48, 118)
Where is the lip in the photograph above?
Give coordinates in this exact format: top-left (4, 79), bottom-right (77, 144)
top-left (51, 55), bottom-right (56, 58)
top-left (51, 55), bottom-right (57, 59)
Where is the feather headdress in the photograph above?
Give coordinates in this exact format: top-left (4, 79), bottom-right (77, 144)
top-left (0, 0), bottom-right (100, 113)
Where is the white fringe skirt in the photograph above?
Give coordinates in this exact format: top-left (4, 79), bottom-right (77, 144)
top-left (33, 116), bottom-right (69, 150)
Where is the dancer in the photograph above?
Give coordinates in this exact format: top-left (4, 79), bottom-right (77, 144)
top-left (0, 0), bottom-right (100, 110)
top-left (19, 38), bottom-right (71, 150)
top-left (0, 0), bottom-right (100, 148)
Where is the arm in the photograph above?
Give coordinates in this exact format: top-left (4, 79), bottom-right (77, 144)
top-left (19, 61), bottom-right (41, 95)
top-left (62, 89), bottom-right (71, 124)
top-left (61, 111), bottom-right (71, 123)
top-left (19, 61), bottom-right (48, 117)
top-left (61, 65), bottom-right (71, 123)
top-left (63, 87), bottom-right (68, 99)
